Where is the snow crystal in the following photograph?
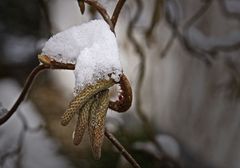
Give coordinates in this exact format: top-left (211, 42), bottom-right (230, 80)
top-left (41, 20), bottom-right (122, 92)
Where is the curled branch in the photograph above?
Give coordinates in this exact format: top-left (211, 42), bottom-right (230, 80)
top-left (1, 1), bottom-right (138, 166)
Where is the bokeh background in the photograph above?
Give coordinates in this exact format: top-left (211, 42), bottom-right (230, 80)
top-left (1, 0), bottom-right (240, 167)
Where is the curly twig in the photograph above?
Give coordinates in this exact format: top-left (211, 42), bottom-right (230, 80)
top-left (1, 1), bottom-right (139, 166)
top-left (0, 59), bottom-right (76, 126)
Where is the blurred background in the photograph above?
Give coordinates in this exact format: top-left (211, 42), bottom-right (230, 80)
top-left (0, 0), bottom-right (240, 167)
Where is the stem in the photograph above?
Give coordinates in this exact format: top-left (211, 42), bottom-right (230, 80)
top-left (111, 0), bottom-right (126, 29)
top-left (84, 0), bottom-right (114, 32)
top-left (0, 64), bottom-right (49, 125)
top-left (104, 129), bottom-right (141, 168)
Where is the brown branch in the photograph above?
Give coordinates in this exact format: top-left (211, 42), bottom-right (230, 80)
top-left (104, 129), bottom-right (141, 168)
top-left (109, 74), bottom-right (132, 112)
top-left (111, 0), bottom-right (126, 29)
top-left (84, 0), bottom-right (114, 32)
top-left (0, 64), bottom-right (49, 125)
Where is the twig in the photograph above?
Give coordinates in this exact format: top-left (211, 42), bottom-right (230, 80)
top-left (84, 0), bottom-right (114, 32)
top-left (0, 64), bottom-right (49, 125)
top-left (111, 0), bottom-right (126, 29)
top-left (104, 129), bottom-right (141, 168)
top-left (80, 1), bottom-right (142, 166)
top-left (0, 1), bottom-right (139, 167)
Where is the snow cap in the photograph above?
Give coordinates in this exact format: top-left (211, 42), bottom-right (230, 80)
top-left (41, 20), bottom-right (122, 92)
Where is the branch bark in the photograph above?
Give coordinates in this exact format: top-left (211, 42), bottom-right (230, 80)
top-left (111, 0), bottom-right (126, 29)
top-left (84, 0), bottom-right (114, 32)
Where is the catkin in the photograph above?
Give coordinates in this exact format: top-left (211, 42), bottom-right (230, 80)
top-left (73, 98), bottom-right (94, 145)
top-left (61, 79), bottom-right (114, 126)
top-left (88, 90), bottom-right (109, 160)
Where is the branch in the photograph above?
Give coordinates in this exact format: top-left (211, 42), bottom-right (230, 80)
top-left (84, 0), bottom-right (114, 32)
top-left (104, 129), bottom-right (141, 168)
top-left (0, 64), bottom-right (49, 125)
top-left (111, 0), bottom-right (126, 29)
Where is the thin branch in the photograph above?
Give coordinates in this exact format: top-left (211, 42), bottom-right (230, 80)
top-left (104, 129), bottom-right (141, 168)
top-left (111, 0), bottom-right (126, 29)
top-left (0, 64), bottom-right (49, 125)
top-left (84, 0), bottom-right (114, 32)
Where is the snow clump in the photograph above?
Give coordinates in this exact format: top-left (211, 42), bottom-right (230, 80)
top-left (41, 20), bottom-right (122, 92)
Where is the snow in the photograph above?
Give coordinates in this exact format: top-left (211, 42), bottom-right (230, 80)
top-left (41, 19), bottom-right (122, 92)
